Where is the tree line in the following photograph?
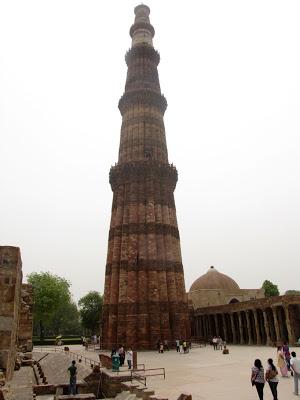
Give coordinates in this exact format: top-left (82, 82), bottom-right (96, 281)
top-left (27, 272), bottom-right (103, 339)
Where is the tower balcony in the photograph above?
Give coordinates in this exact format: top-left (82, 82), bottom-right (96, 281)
top-left (109, 160), bottom-right (178, 191)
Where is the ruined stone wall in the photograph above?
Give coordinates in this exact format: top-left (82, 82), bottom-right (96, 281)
top-left (0, 246), bottom-right (22, 381)
top-left (17, 284), bottom-right (33, 352)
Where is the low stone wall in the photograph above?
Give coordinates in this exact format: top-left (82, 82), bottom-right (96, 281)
top-left (100, 369), bottom-right (131, 397)
top-left (99, 353), bottom-right (112, 369)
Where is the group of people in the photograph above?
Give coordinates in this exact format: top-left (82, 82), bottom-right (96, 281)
top-left (211, 336), bottom-right (224, 350)
top-left (156, 339), bottom-right (190, 354)
top-left (111, 345), bottom-right (133, 369)
top-left (251, 347), bottom-right (300, 400)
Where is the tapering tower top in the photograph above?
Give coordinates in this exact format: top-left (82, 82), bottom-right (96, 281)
top-left (130, 4), bottom-right (155, 47)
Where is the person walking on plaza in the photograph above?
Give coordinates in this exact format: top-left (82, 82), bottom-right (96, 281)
top-left (212, 336), bottom-right (218, 350)
top-left (159, 341), bottom-right (164, 353)
top-left (164, 339), bottom-right (169, 351)
top-left (277, 346), bottom-right (288, 377)
top-left (217, 336), bottom-right (223, 350)
top-left (68, 360), bottom-right (77, 395)
top-left (251, 359), bottom-right (265, 400)
top-left (126, 347), bottom-right (133, 369)
top-left (265, 358), bottom-right (278, 400)
top-left (290, 351), bottom-right (300, 395)
top-left (176, 339), bottom-right (180, 352)
top-left (282, 342), bottom-right (293, 376)
top-left (118, 345), bottom-right (125, 366)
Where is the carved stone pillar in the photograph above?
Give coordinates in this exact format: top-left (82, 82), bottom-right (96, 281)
top-left (263, 309), bottom-right (272, 346)
top-left (238, 312), bottom-right (244, 345)
top-left (196, 316), bottom-right (200, 338)
top-left (253, 309), bottom-right (261, 345)
top-left (230, 313), bottom-right (237, 344)
top-left (206, 315), bottom-right (210, 337)
top-left (200, 316), bottom-right (204, 338)
top-left (277, 307), bottom-right (286, 342)
top-left (284, 305), bottom-right (296, 344)
top-left (221, 314), bottom-right (228, 343)
top-left (204, 315), bottom-right (209, 338)
top-left (202, 316), bottom-right (205, 338)
top-left (214, 314), bottom-right (219, 336)
top-left (246, 310), bottom-right (253, 345)
top-left (272, 307), bottom-right (280, 344)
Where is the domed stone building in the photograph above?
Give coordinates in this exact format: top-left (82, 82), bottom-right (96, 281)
top-left (189, 266), bottom-right (264, 309)
top-left (190, 266), bottom-right (300, 346)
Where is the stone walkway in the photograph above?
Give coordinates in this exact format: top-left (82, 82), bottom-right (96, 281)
top-left (33, 351), bottom-right (92, 385)
top-left (60, 344), bottom-right (299, 400)
top-left (10, 365), bottom-right (34, 400)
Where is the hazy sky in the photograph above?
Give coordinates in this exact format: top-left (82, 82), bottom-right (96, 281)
top-left (1, 1), bottom-right (300, 301)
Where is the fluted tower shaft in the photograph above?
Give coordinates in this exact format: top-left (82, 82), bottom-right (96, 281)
top-left (102, 4), bottom-right (190, 349)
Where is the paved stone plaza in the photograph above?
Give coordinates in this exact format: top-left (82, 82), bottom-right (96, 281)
top-left (67, 344), bottom-right (299, 400)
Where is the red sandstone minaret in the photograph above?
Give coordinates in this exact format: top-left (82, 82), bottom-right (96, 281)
top-left (101, 4), bottom-right (190, 349)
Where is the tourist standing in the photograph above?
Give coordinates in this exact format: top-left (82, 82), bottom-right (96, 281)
top-left (68, 360), bottom-right (77, 395)
top-left (159, 341), bottom-right (164, 354)
top-left (118, 345), bottom-right (125, 366)
top-left (282, 342), bottom-right (292, 375)
top-left (176, 339), bottom-right (180, 352)
top-left (212, 336), bottom-right (218, 350)
top-left (183, 340), bottom-right (187, 353)
top-left (164, 339), bottom-right (169, 351)
top-left (217, 336), bottom-right (223, 350)
top-left (179, 341), bottom-right (184, 354)
top-left (251, 359), bottom-right (265, 400)
top-left (126, 347), bottom-right (133, 369)
top-left (290, 351), bottom-right (300, 396)
top-left (265, 358), bottom-right (278, 400)
top-left (277, 346), bottom-right (288, 377)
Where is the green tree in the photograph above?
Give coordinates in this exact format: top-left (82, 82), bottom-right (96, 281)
top-left (262, 280), bottom-right (280, 297)
top-left (78, 291), bottom-right (103, 335)
top-left (285, 290), bottom-right (300, 295)
top-left (27, 271), bottom-right (79, 338)
top-left (51, 301), bottom-right (81, 336)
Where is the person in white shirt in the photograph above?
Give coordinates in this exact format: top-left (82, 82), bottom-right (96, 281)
top-left (126, 347), bottom-right (133, 369)
top-left (290, 351), bottom-right (300, 395)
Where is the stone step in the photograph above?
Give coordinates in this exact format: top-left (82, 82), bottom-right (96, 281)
top-left (115, 391), bottom-right (130, 400)
top-left (115, 391), bottom-right (137, 400)
top-left (56, 394), bottom-right (95, 400)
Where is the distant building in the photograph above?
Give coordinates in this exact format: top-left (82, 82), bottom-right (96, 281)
top-left (190, 266), bottom-right (300, 345)
top-left (189, 266), bottom-right (264, 309)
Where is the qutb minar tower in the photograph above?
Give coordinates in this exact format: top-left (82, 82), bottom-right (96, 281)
top-left (102, 4), bottom-right (190, 349)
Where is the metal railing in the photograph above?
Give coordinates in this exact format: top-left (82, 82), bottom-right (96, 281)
top-left (34, 347), bottom-right (100, 367)
top-left (130, 367), bottom-right (166, 386)
top-left (114, 363), bottom-right (145, 375)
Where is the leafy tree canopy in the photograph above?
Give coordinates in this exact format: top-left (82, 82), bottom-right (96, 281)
top-left (27, 271), bottom-right (80, 337)
top-left (78, 291), bottom-right (103, 335)
top-left (285, 290), bottom-right (300, 295)
top-left (262, 280), bottom-right (279, 297)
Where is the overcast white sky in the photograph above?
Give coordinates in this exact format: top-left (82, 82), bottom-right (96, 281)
top-left (1, 1), bottom-right (300, 301)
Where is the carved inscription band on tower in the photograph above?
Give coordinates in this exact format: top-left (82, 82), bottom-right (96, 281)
top-left (102, 5), bottom-right (190, 349)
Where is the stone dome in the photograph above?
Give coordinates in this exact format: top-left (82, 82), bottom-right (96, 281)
top-left (190, 266), bottom-right (240, 291)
